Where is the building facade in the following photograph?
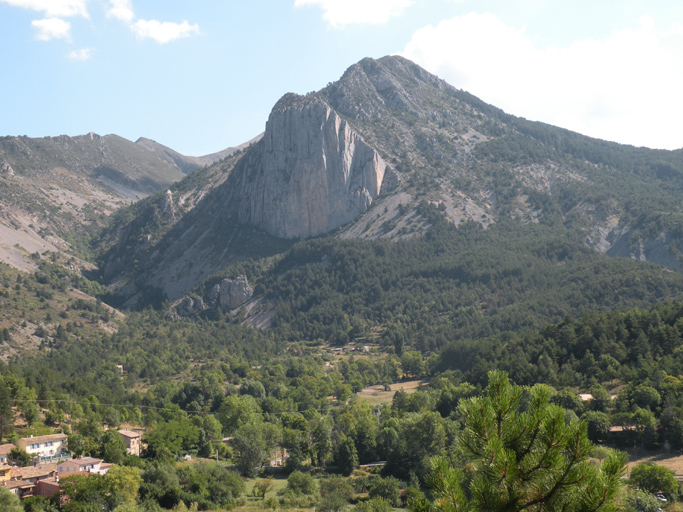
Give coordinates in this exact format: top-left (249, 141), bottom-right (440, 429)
top-left (118, 430), bottom-right (141, 456)
top-left (16, 433), bottom-right (68, 460)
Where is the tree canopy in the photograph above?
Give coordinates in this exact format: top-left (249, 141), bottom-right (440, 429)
top-left (426, 371), bottom-right (626, 512)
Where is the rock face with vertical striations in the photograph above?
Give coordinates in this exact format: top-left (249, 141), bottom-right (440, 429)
top-left (218, 276), bottom-right (253, 310)
top-left (228, 93), bottom-right (390, 239)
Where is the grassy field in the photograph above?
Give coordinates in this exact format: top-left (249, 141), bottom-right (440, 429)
top-left (622, 446), bottom-right (683, 477)
top-left (356, 380), bottom-right (423, 406)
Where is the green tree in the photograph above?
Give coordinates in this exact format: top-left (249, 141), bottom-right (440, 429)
top-left (8, 447), bottom-right (31, 467)
top-left (101, 429), bottom-right (128, 464)
top-left (217, 395), bottom-right (260, 435)
top-left (629, 463), bottom-right (678, 498)
top-left (336, 436), bottom-right (358, 476)
top-left (22, 495), bottom-right (60, 512)
top-left (668, 416), bottom-right (683, 449)
top-left (232, 421), bottom-right (268, 477)
top-left (21, 401), bottom-right (40, 426)
top-left (310, 416), bottom-right (333, 467)
top-left (0, 486), bottom-right (23, 512)
top-left (582, 411), bottom-right (611, 443)
top-left (368, 476), bottom-right (401, 506)
top-left (550, 389), bottom-right (584, 415)
top-left (287, 470), bottom-right (318, 496)
top-left (426, 371), bottom-right (626, 512)
top-left (105, 465), bottom-right (142, 506)
top-left (632, 384), bottom-right (661, 412)
top-left (356, 497), bottom-right (393, 512)
top-left (590, 384), bottom-right (611, 413)
top-left (0, 377), bottom-right (14, 440)
top-left (632, 408), bottom-right (658, 448)
top-left (624, 490), bottom-right (662, 512)
top-left (317, 476), bottom-right (353, 512)
top-left (253, 477), bottom-right (274, 499)
top-left (401, 351), bottom-right (425, 378)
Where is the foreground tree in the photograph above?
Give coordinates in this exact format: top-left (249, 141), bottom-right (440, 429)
top-left (0, 486), bottom-right (23, 512)
top-left (427, 371), bottom-right (626, 512)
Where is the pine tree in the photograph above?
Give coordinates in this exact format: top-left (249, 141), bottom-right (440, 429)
top-left (0, 376), bottom-right (13, 440)
top-left (426, 371), bottom-right (626, 512)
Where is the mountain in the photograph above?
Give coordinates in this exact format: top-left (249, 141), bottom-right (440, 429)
top-left (0, 132), bottom-right (249, 270)
top-left (97, 55), bottom-right (683, 314)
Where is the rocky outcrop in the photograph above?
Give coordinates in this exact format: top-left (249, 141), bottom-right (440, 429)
top-left (229, 94), bottom-right (391, 239)
top-left (177, 296), bottom-right (206, 316)
top-left (0, 159), bottom-right (14, 176)
top-left (208, 276), bottom-right (253, 310)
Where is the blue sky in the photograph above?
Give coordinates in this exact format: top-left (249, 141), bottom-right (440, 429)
top-left (1, 1), bottom-right (683, 156)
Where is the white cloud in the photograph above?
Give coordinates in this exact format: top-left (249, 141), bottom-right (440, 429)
top-left (106, 0), bottom-right (134, 23)
top-left (32, 17), bottom-right (71, 41)
top-left (0, 0), bottom-right (87, 18)
top-left (402, 13), bottom-right (683, 150)
top-left (131, 19), bottom-right (200, 44)
top-left (294, 0), bottom-right (413, 28)
top-left (68, 47), bottom-right (94, 60)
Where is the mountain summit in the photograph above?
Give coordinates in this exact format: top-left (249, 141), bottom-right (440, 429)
top-left (98, 55), bottom-right (683, 305)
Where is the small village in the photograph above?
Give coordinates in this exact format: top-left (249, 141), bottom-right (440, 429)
top-left (0, 429), bottom-right (141, 501)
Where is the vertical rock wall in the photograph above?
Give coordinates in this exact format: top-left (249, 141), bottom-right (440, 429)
top-left (230, 94), bottom-right (388, 239)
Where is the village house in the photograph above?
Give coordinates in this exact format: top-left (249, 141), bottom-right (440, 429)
top-left (0, 443), bottom-right (14, 464)
top-left (0, 463), bottom-right (57, 500)
top-left (35, 476), bottom-right (61, 499)
top-left (118, 429), bottom-right (141, 456)
top-left (57, 457), bottom-right (104, 475)
top-left (16, 433), bottom-right (68, 461)
top-left (0, 463), bottom-right (11, 482)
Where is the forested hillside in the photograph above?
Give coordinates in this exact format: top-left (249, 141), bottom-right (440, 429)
top-left (4, 55), bottom-right (683, 511)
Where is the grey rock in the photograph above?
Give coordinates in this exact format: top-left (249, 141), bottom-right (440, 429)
top-left (0, 160), bottom-right (14, 177)
top-left (230, 94), bottom-right (390, 239)
top-left (178, 297), bottom-right (195, 316)
top-left (177, 296), bottom-right (207, 316)
top-left (209, 284), bottom-right (221, 305)
top-left (218, 276), bottom-right (253, 310)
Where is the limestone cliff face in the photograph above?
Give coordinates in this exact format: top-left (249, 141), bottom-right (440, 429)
top-left (230, 94), bottom-right (389, 239)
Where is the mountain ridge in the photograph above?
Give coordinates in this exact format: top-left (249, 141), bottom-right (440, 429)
top-left (0, 131), bottom-right (255, 270)
top-left (96, 55), bottom-right (683, 309)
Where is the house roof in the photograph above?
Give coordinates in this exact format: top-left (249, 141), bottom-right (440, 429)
top-left (58, 457), bottom-right (102, 468)
top-left (19, 433), bottom-right (67, 443)
top-left (2, 479), bottom-right (35, 490)
top-left (0, 443), bottom-right (15, 455)
top-left (36, 477), bottom-right (60, 489)
top-left (14, 463), bottom-right (57, 479)
top-left (609, 425), bottom-right (635, 432)
top-left (118, 430), bottom-right (141, 438)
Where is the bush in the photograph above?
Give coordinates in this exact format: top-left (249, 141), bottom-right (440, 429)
top-left (287, 470), bottom-right (318, 496)
top-left (590, 446), bottom-right (611, 460)
top-left (624, 490), bottom-right (662, 512)
top-left (368, 476), bottom-right (401, 507)
top-left (264, 496), bottom-right (279, 509)
top-left (356, 497), bottom-right (393, 512)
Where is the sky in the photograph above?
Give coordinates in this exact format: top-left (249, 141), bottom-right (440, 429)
top-left (1, 1), bottom-right (683, 156)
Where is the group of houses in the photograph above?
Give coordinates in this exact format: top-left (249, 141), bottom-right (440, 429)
top-left (0, 429), bottom-right (141, 501)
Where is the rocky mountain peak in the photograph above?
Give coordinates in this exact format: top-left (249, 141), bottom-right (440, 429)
top-left (228, 92), bottom-right (391, 239)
